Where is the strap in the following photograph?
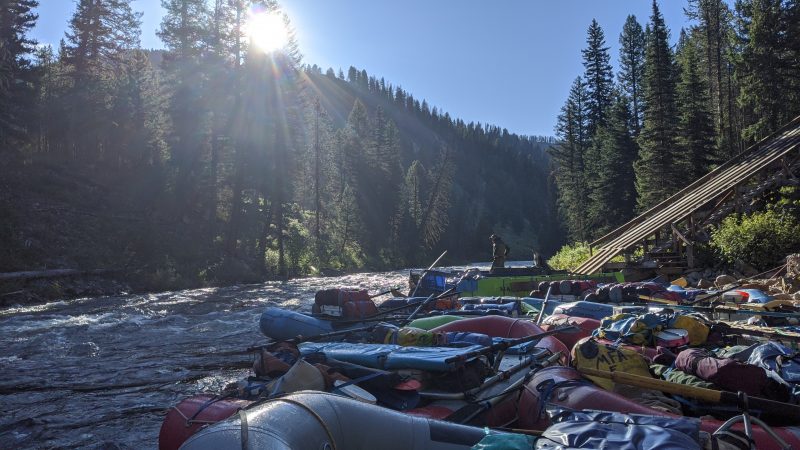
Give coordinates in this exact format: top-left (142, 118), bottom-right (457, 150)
top-left (185, 394), bottom-right (232, 425)
top-left (530, 378), bottom-right (591, 419)
top-left (239, 409), bottom-right (249, 450)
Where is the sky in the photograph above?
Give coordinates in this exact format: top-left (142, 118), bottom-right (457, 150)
top-left (33, 1), bottom-right (692, 137)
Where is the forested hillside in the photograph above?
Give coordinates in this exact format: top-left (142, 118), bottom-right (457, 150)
top-left (0, 0), bottom-right (559, 291)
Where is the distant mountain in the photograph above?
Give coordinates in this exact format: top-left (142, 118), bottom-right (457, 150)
top-left (304, 65), bottom-right (563, 260)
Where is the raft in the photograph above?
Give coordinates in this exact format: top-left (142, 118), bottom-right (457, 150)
top-left (430, 315), bottom-right (570, 365)
top-left (179, 391), bottom-right (492, 450)
top-left (259, 307), bottom-right (366, 341)
top-left (540, 314), bottom-right (600, 350)
top-left (517, 366), bottom-right (800, 450)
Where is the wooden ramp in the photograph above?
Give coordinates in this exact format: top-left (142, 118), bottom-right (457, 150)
top-left (575, 116), bottom-right (800, 275)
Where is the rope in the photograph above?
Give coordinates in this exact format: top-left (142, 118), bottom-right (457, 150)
top-left (172, 393), bottom-right (236, 426)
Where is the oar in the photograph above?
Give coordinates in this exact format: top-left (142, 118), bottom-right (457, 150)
top-left (445, 351), bottom-right (563, 424)
top-left (536, 286), bottom-right (553, 325)
top-left (443, 326), bottom-right (578, 365)
top-left (245, 323), bottom-right (382, 353)
top-left (689, 283), bottom-right (745, 305)
top-left (369, 288), bottom-right (400, 299)
top-left (410, 250), bottom-right (448, 297)
top-left (635, 300), bottom-right (800, 319)
top-left (397, 292), bottom-right (438, 328)
top-left (421, 350), bottom-right (554, 400)
top-left (578, 367), bottom-right (800, 421)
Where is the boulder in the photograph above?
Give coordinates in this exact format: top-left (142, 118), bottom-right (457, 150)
top-left (734, 259), bottom-right (759, 277)
top-left (715, 275), bottom-right (736, 288)
top-left (787, 254), bottom-right (800, 279)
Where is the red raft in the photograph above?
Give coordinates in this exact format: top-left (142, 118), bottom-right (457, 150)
top-left (540, 314), bottom-right (599, 351)
top-left (159, 395), bottom-right (253, 450)
top-left (431, 315), bottom-right (570, 366)
top-left (517, 365), bottom-right (800, 450)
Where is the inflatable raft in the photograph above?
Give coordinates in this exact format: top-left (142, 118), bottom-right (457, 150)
top-left (179, 391), bottom-right (495, 450)
top-left (431, 315), bottom-right (570, 365)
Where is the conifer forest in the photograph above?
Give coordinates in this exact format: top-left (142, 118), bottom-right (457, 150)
top-left (1, 0), bottom-right (800, 291)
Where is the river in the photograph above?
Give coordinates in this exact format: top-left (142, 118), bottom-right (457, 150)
top-left (0, 270), bottom-right (411, 449)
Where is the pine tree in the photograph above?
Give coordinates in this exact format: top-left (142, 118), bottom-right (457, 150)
top-left (734, 0), bottom-right (793, 142)
top-left (582, 19), bottom-right (614, 135)
top-left (618, 15), bottom-right (646, 135)
top-left (65, 0), bottom-right (142, 161)
top-left (588, 92), bottom-right (638, 235)
top-left (686, 0), bottom-right (738, 159)
top-left (0, 0), bottom-right (38, 148)
top-left (158, 0), bottom-right (210, 218)
top-left (552, 77), bottom-right (591, 241)
top-left (635, 0), bottom-right (680, 210)
top-left (676, 30), bottom-right (716, 182)
top-left (110, 49), bottom-right (166, 168)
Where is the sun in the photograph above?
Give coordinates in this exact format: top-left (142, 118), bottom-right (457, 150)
top-left (245, 10), bottom-right (289, 53)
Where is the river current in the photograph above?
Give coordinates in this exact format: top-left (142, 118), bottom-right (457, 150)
top-left (0, 269), bottom-right (411, 449)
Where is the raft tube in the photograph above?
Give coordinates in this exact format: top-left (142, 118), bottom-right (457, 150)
top-left (517, 366), bottom-right (800, 450)
top-left (431, 315), bottom-right (570, 365)
top-left (541, 314), bottom-right (600, 351)
top-left (259, 307), bottom-right (364, 341)
top-left (159, 395), bottom-right (253, 450)
top-left (552, 301), bottom-right (614, 320)
top-left (180, 391), bottom-right (492, 450)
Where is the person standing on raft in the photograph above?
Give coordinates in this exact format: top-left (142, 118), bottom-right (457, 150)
top-left (490, 234), bottom-right (509, 269)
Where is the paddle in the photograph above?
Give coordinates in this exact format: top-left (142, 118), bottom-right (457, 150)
top-left (443, 326), bottom-right (578, 365)
top-left (578, 367), bottom-right (800, 421)
top-left (410, 250), bottom-right (448, 297)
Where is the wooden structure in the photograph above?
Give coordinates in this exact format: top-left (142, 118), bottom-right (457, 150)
top-left (575, 116), bottom-right (800, 275)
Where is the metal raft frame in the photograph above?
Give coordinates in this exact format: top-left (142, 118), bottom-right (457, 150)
top-left (575, 116), bottom-right (800, 275)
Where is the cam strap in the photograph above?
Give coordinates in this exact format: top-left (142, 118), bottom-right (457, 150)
top-left (239, 409), bottom-right (249, 450)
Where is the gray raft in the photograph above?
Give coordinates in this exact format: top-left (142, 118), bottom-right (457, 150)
top-left (180, 391), bottom-right (492, 450)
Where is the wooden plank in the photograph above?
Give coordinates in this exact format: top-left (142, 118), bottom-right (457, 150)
top-left (576, 117), bottom-right (800, 274)
top-left (587, 116), bottom-right (800, 249)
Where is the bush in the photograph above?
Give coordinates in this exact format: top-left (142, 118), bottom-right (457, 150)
top-left (548, 242), bottom-right (591, 271)
top-left (710, 209), bottom-right (800, 270)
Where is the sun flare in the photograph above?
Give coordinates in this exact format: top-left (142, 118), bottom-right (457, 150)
top-left (245, 10), bottom-right (288, 53)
